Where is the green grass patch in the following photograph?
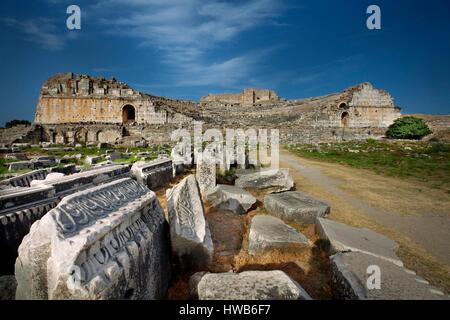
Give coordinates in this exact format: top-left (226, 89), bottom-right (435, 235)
top-left (286, 140), bottom-right (450, 192)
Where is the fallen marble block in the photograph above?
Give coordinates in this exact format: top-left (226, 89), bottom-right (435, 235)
top-left (248, 215), bottom-right (309, 255)
top-left (0, 275), bottom-right (17, 300)
top-left (264, 191), bottom-right (330, 224)
top-left (131, 158), bottom-right (172, 189)
top-left (0, 165), bottom-right (130, 275)
top-left (316, 218), bottom-right (403, 266)
top-left (235, 168), bottom-right (294, 193)
top-left (166, 175), bottom-right (213, 269)
top-left (5, 153), bottom-right (28, 161)
top-left (192, 270), bottom-right (311, 300)
top-left (0, 169), bottom-right (48, 187)
top-left (330, 252), bottom-right (448, 300)
top-left (15, 178), bottom-right (171, 300)
top-left (206, 184), bottom-right (256, 214)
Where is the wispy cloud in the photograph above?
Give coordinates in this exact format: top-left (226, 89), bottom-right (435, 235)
top-left (0, 17), bottom-right (66, 51)
top-left (92, 0), bottom-right (284, 87)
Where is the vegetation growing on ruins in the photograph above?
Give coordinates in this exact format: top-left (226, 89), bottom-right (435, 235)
top-left (286, 140), bottom-right (450, 192)
top-left (386, 116), bottom-right (432, 140)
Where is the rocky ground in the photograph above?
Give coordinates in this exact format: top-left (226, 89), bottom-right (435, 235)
top-left (1, 141), bottom-right (449, 300)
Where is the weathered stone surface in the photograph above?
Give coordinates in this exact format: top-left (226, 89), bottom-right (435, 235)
top-left (206, 184), bottom-right (256, 214)
top-left (0, 275), bottom-right (17, 300)
top-left (248, 215), bottom-right (309, 255)
top-left (166, 175), bottom-right (213, 269)
top-left (316, 218), bottom-right (402, 266)
top-left (131, 158), bottom-right (172, 189)
top-left (15, 178), bottom-right (171, 300)
top-left (0, 169), bottom-right (48, 187)
top-left (106, 151), bottom-right (122, 161)
top-left (330, 252), bottom-right (448, 300)
top-left (235, 168), bottom-right (294, 193)
top-left (8, 161), bottom-right (34, 171)
top-left (5, 153), bottom-right (28, 161)
top-left (30, 172), bottom-right (65, 187)
top-left (196, 154), bottom-right (216, 194)
top-left (33, 156), bottom-right (56, 168)
top-left (264, 191), bottom-right (330, 224)
top-left (193, 270), bottom-right (311, 300)
top-left (0, 165), bottom-right (130, 275)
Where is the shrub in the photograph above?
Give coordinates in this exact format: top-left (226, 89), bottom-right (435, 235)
top-left (386, 117), bottom-right (432, 140)
top-left (5, 119), bottom-right (31, 128)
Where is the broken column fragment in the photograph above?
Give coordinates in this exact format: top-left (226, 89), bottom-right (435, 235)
top-left (166, 175), bottom-right (213, 269)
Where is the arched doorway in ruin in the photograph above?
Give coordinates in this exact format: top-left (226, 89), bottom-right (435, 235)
top-left (341, 111), bottom-right (350, 127)
top-left (122, 104), bottom-right (136, 124)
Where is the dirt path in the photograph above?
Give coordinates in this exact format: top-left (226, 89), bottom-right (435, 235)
top-left (280, 150), bottom-right (450, 266)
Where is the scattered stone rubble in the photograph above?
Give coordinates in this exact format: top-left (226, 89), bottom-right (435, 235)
top-left (265, 191), bottom-right (330, 224)
top-left (0, 143), bottom-right (448, 300)
top-left (0, 164), bottom-right (130, 275)
top-left (316, 217), bottom-right (403, 266)
top-left (15, 178), bottom-right (171, 299)
top-left (330, 252), bottom-right (447, 300)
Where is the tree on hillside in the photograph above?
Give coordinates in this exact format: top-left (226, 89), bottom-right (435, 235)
top-left (5, 120), bottom-right (31, 129)
top-left (386, 116), bottom-right (432, 140)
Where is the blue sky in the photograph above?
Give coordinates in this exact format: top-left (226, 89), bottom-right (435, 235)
top-left (0, 0), bottom-right (449, 126)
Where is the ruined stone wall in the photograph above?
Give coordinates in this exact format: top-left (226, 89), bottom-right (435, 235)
top-left (34, 73), bottom-right (193, 126)
top-left (200, 93), bottom-right (241, 104)
top-left (241, 89), bottom-right (278, 105)
top-left (200, 88), bottom-right (279, 106)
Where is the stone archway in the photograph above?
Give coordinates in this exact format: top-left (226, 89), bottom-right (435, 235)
top-left (122, 104), bottom-right (136, 124)
top-left (341, 111), bottom-right (350, 127)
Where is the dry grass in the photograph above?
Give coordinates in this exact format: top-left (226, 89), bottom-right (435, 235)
top-left (301, 157), bottom-right (450, 217)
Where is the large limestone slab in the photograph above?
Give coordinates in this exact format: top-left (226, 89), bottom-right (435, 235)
top-left (206, 184), bottom-right (256, 214)
top-left (316, 218), bottom-right (402, 266)
top-left (331, 252), bottom-right (447, 300)
top-left (264, 191), bottom-right (330, 224)
top-left (192, 270), bottom-right (311, 300)
top-left (196, 155), bottom-right (216, 194)
top-left (248, 215), bottom-right (309, 255)
top-left (15, 178), bottom-right (171, 300)
top-left (235, 168), bottom-right (294, 193)
top-left (166, 175), bottom-right (213, 269)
